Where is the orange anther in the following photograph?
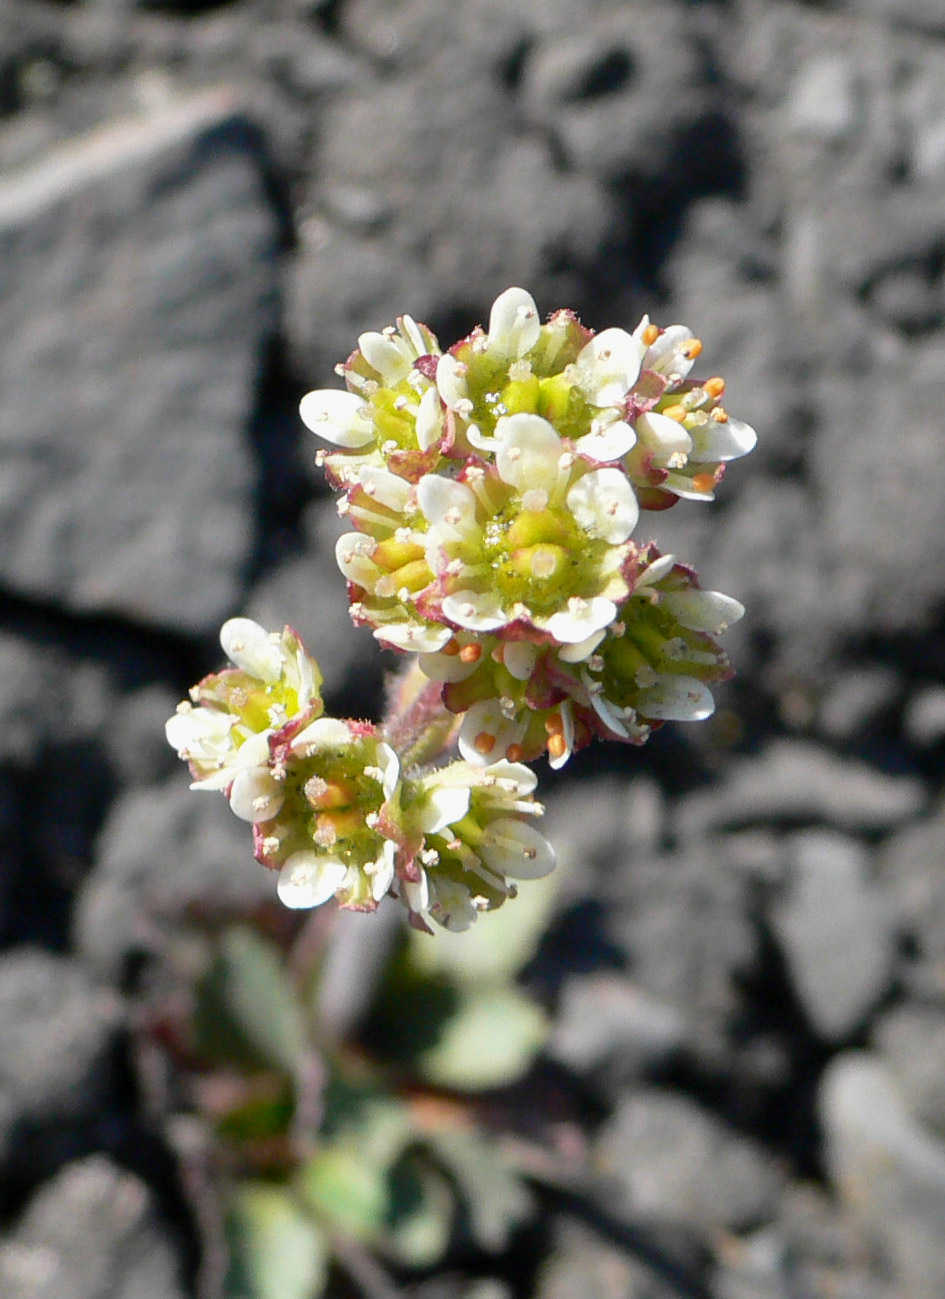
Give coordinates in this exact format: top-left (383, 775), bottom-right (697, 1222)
top-left (642, 324), bottom-right (660, 346)
top-left (442, 637), bottom-right (461, 656)
top-left (459, 643), bottom-right (482, 664)
top-left (703, 376), bottom-right (725, 399)
top-left (474, 731), bottom-right (496, 755)
top-left (662, 404), bottom-right (687, 422)
top-left (544, 713), bottom-right (564, 735)
top-left (710, 407), bottom-right (729, 423)
top-left (692, 473), bottom-right (718, 494)
top-left (682, 338), bottom-right (703, 359)
top-left (547, 733), bottom-right (567, 760)
top-left (505, 743), bottom-right (525, 762)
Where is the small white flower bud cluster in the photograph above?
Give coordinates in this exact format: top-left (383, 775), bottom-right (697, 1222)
top-left (300, 288), bottom-right (755, 765)
top-left (166, 619), bottom-right (552, 928)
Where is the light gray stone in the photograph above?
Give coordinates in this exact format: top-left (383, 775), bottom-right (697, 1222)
top-left (75, 779), bottom-right (273, 980)
top-left (0, 949), bottom-right (123, 1125)
top-left (595, 1090), bottom-right (784, 1236)
top-left (0, 1156), bottom-right (187, 1299)
top-left (821, 1052), bottom-right (945, 1299)
top-left (0, 87), bottom-right (279, 633)
top-left (678, 740), bottom-right (925, 836)
top-left (771, 832), bottom-right (897, 1041)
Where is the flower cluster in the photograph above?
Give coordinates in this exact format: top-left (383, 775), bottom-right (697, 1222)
top-left (166, 619), bottom-right (553, 931)
top-left (300, 288), bottom-right (754, 767)
top-left (168, 288), bottom-right (754, 929)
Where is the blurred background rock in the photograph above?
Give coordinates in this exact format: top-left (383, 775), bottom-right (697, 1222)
top-left (1, 1), bottom-right (945, 1295)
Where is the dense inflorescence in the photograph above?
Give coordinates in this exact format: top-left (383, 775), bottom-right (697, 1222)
top-left (168, 289), bottom-right (754, 928)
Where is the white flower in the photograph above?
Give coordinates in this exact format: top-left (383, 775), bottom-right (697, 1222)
top-left (300, 389), bottom-right (375, 449)
top-left (573, 418), bottom-right (637, 463)
top-left (220, 618), bottom-right (287, 684)
top-left (543, 595), bottom-right (617, 644)
top-left (441, 590), bottom-right (508, 633)
top-left (277, 852), bottom-right (349, 909)
top-left (635, 675), bottom-right (715, 722)
top-left (639, 322), bottom-right (702, 381)
top-left (574, 328), bottom-right (645, 407)
top-left (417, 474), bottom-right (478, 543)
top-left (485, 287), bottom-right (541, 360)
top-left (495, 413), bottom-right (564, 493)
top-left (565, 467), bottom-right (638, 544)
top-left (660, 589), bottom-right (744, 635)
top-left (479, 818), bottom-right (556, 880)
top-left (458, 699), bottom-right (527, 765)
top-left (165, 704), bottom-right (234, 769)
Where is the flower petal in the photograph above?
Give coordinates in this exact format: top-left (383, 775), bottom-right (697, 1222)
top-left (436, 353), bottom-right (470, 412)
top-left (420, 783), bottom-right (472, 834)
top-left (643, 324), bottom-right (699, 380)
top-left (479, 818), bottom-right (556, 880)
top-left (566, 467), bottom-right (638, 543)
top-left (543, 597), bottom-right (617, 644)
top-left (369, 840), bottom-right (397, 901)
top-left (418, 645), bottom-right (481, 682)
top-left (221, 618), bottom-right (286, 683)
top-left (415, 385), bottom-right (444, 450)
top-left (375, 742), bottom-right (401, 800)
top-left (635, 411), bottom-right (693, 462)
top-left (502, 641), bottom-right (539, 681)
top-left (277, 852), bottom-right (348, 909)
top-left (290, 716), bottom-right (353, 754)
top-left (300, 389), bottom-right (374, 448)
top-left (486, 287), bottom-right (541, 359)
top-left (417, 474), bottom-right (479, 540)
top-left (574, 420), bottom-right (637, 462)
top-left (575, 328), bottom-right (644, 406)
top-left (335, 532), bottom-right (378, 586)
top-left (358, 331), bottom-right (412, 385)
top-left (458, 699), bottom-right (527, 765)
top-left (636, 675), bottom-right (715, 721)
top-left (229, 768), bottom-right (285, 823)
top-left (374, 622), bottom-right (454, 653)
top-left (442, 590), bottom-right (508, 632)
top-left (697, 415), bottom-right (757, 462)
top-left (495, 414), bottom-right (562, 493)
top-left (661, 589), bottom-right (744, 634)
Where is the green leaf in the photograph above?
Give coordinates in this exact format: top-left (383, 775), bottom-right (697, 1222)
top-left (427, 1127), bottom-right (533, 1253)
top-left (226, 1183), bottom-right (328, 1299)
top-left (411, 868), bottom-right (559, 987)
top-left (417, 986), bottom-right (547, 1091)
top-left (384, 1153), bottom-right (454, 1268)
top-left (193, 926), bottom-right (308, 1076)
top-left (297, 1143), bottom-right (390, 1243)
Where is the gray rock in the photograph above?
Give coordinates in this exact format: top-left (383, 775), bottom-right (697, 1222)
top-left (536, 1216), bottom-right (684, 1299)
top-left (771, 832), bottom-right (897, 1041)
top-left (0, 86), bottom-right (279, 633)
top-left (677, 740), bottom-right (925, 836)
top-left (813, 366), bottom-right (945, 635)
top-left (595, 1089), bottom-right (784, 1236)
top-left (75, 779), bottom-right (273, 981)
top-left (548, 973), bottom-right (685, 1078)
top-left (820, 1052), bottom-right (945, 1299)
top-left (876, 810), bottom-right (945, 998)
top-left (903, 684), bottom-right (945, 748)
top-left (817, 668), bottom-right (902, 743)
top-left (0, 949), bottom-right (123, 1125)
top-left (0, 1156), bottom-right (188, 1299)
top-left (521, 4), bottom-right (706, 181)
top-left (605, 841), bottom-right (757, 1070)
top-left (874, 1002), bottom-right (945, 1139)
top-left (287, 55), bottom-right (611, 380)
